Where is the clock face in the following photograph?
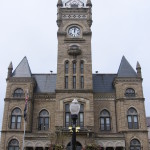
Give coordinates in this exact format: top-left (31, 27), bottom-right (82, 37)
top-left (68, 26), bottom-right (80, 37)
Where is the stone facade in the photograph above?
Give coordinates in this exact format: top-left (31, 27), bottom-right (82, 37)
top-left (0, 0), bottom-right (149, 150)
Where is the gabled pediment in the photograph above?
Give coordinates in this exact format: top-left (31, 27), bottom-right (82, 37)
top-left (65, 0), bottom-right (84, 8)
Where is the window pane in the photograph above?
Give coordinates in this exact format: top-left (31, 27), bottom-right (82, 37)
top-left (45, 118), bottom-right (49, 124)
top-left (80, 104), bottom-right (84, 112)
top-left (128, 116), bottom-right (132, 122)
top-left (106, 125), bottom-right (110, 130)
top-left (134, 116), bottom-right (138, 122)
top-left (17, 116), bottom-right (21, 123)
top-left (134, 122), bottom-right (138, 129)
top-left (65, 76), bottom-right (68, 89)
top-left (80, 113), bottom-right (83, 122)
top-left (101, 118), bottom-right (104, 124)
top-left (65, 62), bottom-right (69, 74)
top-left (66, 113), bottom-right (69, 122)
top-left (101, 125), bottom-right (104, 130)
top-left (106, 118), bottom-right (110, 124)
top-left (73, 76), bottom-right (76, 89)
top-left (8, 147), bottom-right (13, 150)
top-left (12, 116), bottom-right (16, 122)
top-left (11, 123), bottom-right (16, 129)
top-left (128, 122), bottom-right (132, 129)
top-left (16, 122), bottom-right (21, 129)
top-left (65, 104), bottom-right (70, 112)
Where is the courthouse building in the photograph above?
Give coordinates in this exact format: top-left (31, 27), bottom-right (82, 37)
top-left (1, 0), bottom-right (149, 150)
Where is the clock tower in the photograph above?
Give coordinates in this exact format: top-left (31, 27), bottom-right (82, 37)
top-left (55, 0), bottom-right (94, 130)
top-left (56, 0), bottom-right (93, 90)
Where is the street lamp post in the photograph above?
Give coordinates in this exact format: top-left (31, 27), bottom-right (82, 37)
top-left (70, 99), bottom-right (80, 150)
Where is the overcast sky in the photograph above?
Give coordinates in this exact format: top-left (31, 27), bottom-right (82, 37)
top-left (0, 0), bottom-right (150, 130)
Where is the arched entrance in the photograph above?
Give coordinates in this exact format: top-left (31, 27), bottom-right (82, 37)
top-left (66, 141), bottom-right (82, 150)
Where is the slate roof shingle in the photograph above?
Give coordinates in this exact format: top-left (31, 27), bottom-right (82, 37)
top-left (12, 57), bottom-right (31, 77)
top-left (147, 117), bottom-right (150, 127)
top-left (118, 56), bottom-right (137, 77)
top-left (32, 74), bottom-right (56, 93)
top-left (93, 74), bottom-right (116, 93)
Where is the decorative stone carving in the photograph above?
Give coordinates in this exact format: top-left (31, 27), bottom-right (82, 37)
top-left (68, 45), bottom-right (81, 56)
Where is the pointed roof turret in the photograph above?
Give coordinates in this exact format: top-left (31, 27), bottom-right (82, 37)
top-left (8, 62), bottom-right (13, 69)
top-left (136, 61), bottom-right (142, 78)
top-left (7, 62), bottom-right (13, 78)
top-left (57, 0), bottom-right (63, 7)
top-left (86, 0), bottom-right (92, 7)
top-left (12, 57), bottom-right (32, 77)
top-left (117, 56), bottom-right (137, 77)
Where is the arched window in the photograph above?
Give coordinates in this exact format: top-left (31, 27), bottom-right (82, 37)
top-left (11, 108), bottom-right (22, 129)
top-left (100, 110), bottom-right (111, 131)
top-left (73, 61), bottom-right (76, 74)
top-left (13, 88), bottom-right (24, 98)
top-left (38, 110), bottom-right (49, 131)
top-left (65, 61), bottom-right (69, 74)
top-left (127, 108), bottom-right (139, 129)
top-left (125, 88), bottom-right (135, 97)
top-left (80, 61), bottom-right (84, 74)
top-left (130, 139), bottom-right (141, 150)
top-left (8, 139), bottom-right (19, 150)
top-left (65, 104), bottom-right (84, 127)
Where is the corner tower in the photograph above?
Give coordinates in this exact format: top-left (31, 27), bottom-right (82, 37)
top-left (56, 0), bottom-right (93, 90)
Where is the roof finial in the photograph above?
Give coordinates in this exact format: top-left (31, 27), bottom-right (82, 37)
top-left (136, 61), bottom-right (142, 78)
top-left (57, 0), bottom-right (63, 7)
top-left (86, 0), bottom-right (92, 7)
top-left (7, 62), bottom-right (13, 78)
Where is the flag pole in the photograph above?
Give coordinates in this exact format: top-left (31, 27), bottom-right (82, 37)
top-left (22, 89), bottom-right (28, 150)
top-left (22, 120), bottom-right (26, 150)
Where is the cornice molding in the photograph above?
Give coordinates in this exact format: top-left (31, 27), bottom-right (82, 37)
top-left (56, 89), bottom-right (93, 93)
top-left (114, 77), bottom-right (143, 84)
top-left (8, 77), bottom-right (36, 83)
top-left (34, 93), bottom-right (56, 99)
top-left (116, 98), bottom-right (145, 101)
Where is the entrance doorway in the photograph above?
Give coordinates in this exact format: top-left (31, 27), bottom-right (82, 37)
top-left (106, 148), bottom-right (114, 150)
top-left (66, 141), bottom-right (82, 150)
top-left (35, 148), bottom-right (43, 150)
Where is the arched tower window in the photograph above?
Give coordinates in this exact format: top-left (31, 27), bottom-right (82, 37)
top-left (10, 108), bottom-right (22, 129)
top-left (65, 104), bottom-right (84, 127)
top-left (73, 61), bottom-right (76, 74)
top-left (100, 110), bottom-right (111, 131)
top-left (80, 61), bottom-right (84, 74)
top-left (65, 61), bottom-right (69, 74)
top-left (130, 139), bottom-right (141, 150)
top-left (13, 88), bottom-right (24, 98)
top-left (8, 139), bottom-right (19, 150)
top-left (38, 110), bottom-right (49, 131)
top-left (125, 88), bottom-right (135, 97)
top-left (127, 108), bottom-right (139, 129)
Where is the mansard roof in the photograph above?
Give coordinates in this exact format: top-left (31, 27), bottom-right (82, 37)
top-left (147, 117), bottom-right (150, 127)
top-left (32, 74), bottom-right (116, 93)
top-left (32, 74), bottom-right (56, 93)
top-left (12, 57), bottom-right (32, 77)
top-left (117, 56), bottom-right (137, 77)
top-left (93, 74), bottom-right (116, 93)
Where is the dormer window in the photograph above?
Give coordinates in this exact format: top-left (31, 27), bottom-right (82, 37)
top-left (125, 88), bottom-right (135, 97)
top-left (13, 88), bottom-right (24, 98)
